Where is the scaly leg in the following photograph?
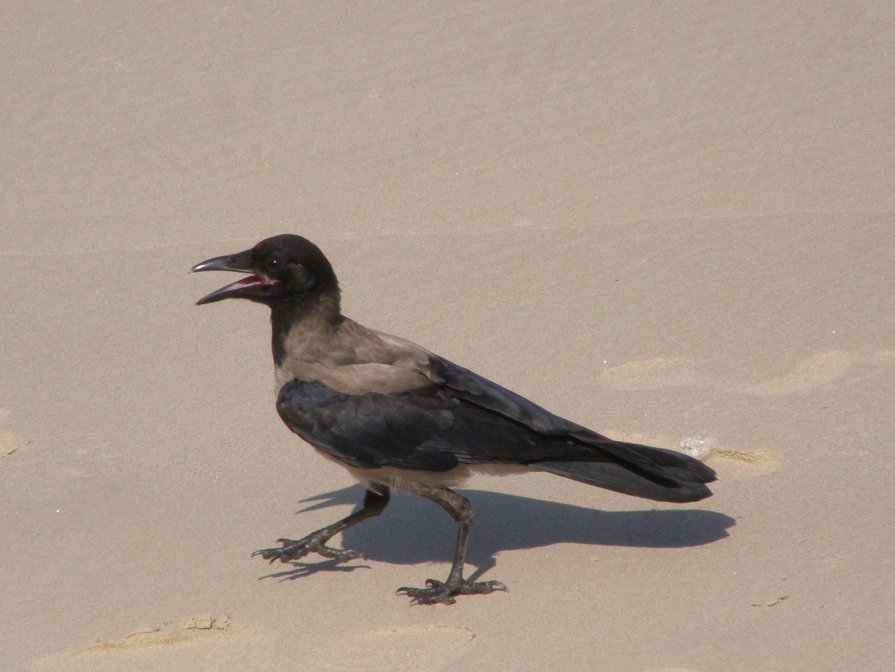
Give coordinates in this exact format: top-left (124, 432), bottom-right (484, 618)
top-left (396, 485), bottom-right (507, 605)
top-left (254, 486), bottom-right (389, 563)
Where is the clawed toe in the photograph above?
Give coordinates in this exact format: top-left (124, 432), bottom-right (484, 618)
top-left (396, 579), bottom-right (453, 605)
top-left (252, 536), bottom-right (364, 564)
top-left (396, 578), bottom-right (508, 605)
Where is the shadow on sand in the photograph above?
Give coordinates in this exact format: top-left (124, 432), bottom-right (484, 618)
top-left (258, 484), bottom-right (734, 583)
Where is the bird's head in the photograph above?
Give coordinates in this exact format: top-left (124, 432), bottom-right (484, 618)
top-left (192, 234), bottom-right (339, 307)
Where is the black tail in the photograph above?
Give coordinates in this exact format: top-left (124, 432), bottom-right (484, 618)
top-left (535, 434), bottom-right (716, 503)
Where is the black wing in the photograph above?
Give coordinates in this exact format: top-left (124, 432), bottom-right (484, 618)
top-left (276, 378), bottom-right (593, 472)
top-left (426, 357), bottom-right (717, 499)
top-left (278, 358), bottom-right (715, 502)
top-left (425, 357), bottom-right (580, 434)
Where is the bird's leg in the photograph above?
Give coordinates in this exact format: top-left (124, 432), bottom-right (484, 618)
top-left (254, 486), bottom-right (389, 564)
top-left (396, 485), bottom-right (507, 605)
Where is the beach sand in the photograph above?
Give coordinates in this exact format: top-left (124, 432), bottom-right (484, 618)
top-left (3, 3), bottom-right (893, 670)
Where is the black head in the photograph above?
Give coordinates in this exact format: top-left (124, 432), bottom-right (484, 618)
top-left (192, 234), bottom-right (339, 308)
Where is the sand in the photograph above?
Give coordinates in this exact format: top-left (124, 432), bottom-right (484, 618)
top-left (2, 2), bottom-right (894, 670)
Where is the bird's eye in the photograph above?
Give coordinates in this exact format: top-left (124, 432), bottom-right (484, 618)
top-left (265, 257), bottom-right (282, 273)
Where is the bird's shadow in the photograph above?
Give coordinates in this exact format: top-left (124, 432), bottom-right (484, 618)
top-left (259, 485), bottom-right (734, 583)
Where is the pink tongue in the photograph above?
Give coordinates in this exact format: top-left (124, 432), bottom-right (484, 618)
top-left (235, 275), bottom-right (263, 287)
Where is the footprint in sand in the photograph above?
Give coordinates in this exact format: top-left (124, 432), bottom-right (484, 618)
top-left (41, 616), bottom-right (252, 668)
top-left (741, 349), bottom-right (895, 396)
top-left (599, 356), bottom-right (709, 390)
top-left (76, 616), bottom-right (238, 653)
top-left (640, 432), bottom-right (783, 477)
top-left (0, 408), bottom-right (18, 459)
top-left (601, 350), bottom-right (895, 396)
top-left (0, 432), bottom-right (16, 458)
top-left (707, 446), bottom-right (782, 476)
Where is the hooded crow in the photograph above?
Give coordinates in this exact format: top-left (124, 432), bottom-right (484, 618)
top-left (192, 234), bottom-right (716, 604)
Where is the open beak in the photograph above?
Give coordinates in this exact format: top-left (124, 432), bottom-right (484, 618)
top-left (191, 249), bottom-right (277, 305)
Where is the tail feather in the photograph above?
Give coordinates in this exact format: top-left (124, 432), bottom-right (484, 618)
top-left (536, 434), bottom-right (717, 503)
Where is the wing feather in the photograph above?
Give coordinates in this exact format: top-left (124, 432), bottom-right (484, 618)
top-left (276, 377), bottom-right (588, 472)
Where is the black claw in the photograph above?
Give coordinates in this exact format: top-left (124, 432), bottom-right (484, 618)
top-left (396, 578), bottom-right (507, 605)
top-left (252, 536), bottom-right (362, 564)
top-left (463, 580), bottom-right (508, 595)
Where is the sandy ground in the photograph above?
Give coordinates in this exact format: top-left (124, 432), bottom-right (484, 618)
top-left (3, 2), bottom-right (894, 670)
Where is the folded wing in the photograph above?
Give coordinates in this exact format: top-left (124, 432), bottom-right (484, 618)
top-left (276, 356), bottom-right (716, 503)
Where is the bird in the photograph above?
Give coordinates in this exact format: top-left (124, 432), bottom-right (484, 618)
top-left (192, 234), bottom-right (716, 605)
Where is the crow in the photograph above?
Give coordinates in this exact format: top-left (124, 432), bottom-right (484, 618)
top-left (192, 234), bottom-right (716, 604)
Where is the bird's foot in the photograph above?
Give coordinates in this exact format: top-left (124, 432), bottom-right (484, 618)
top-left (396, 578), bottom-right (508, 605)
top-left (252, 534), bottom-right (364, 564)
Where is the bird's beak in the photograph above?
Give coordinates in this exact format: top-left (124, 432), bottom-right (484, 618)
top-left (191, 249), bottom-right (276, 305)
